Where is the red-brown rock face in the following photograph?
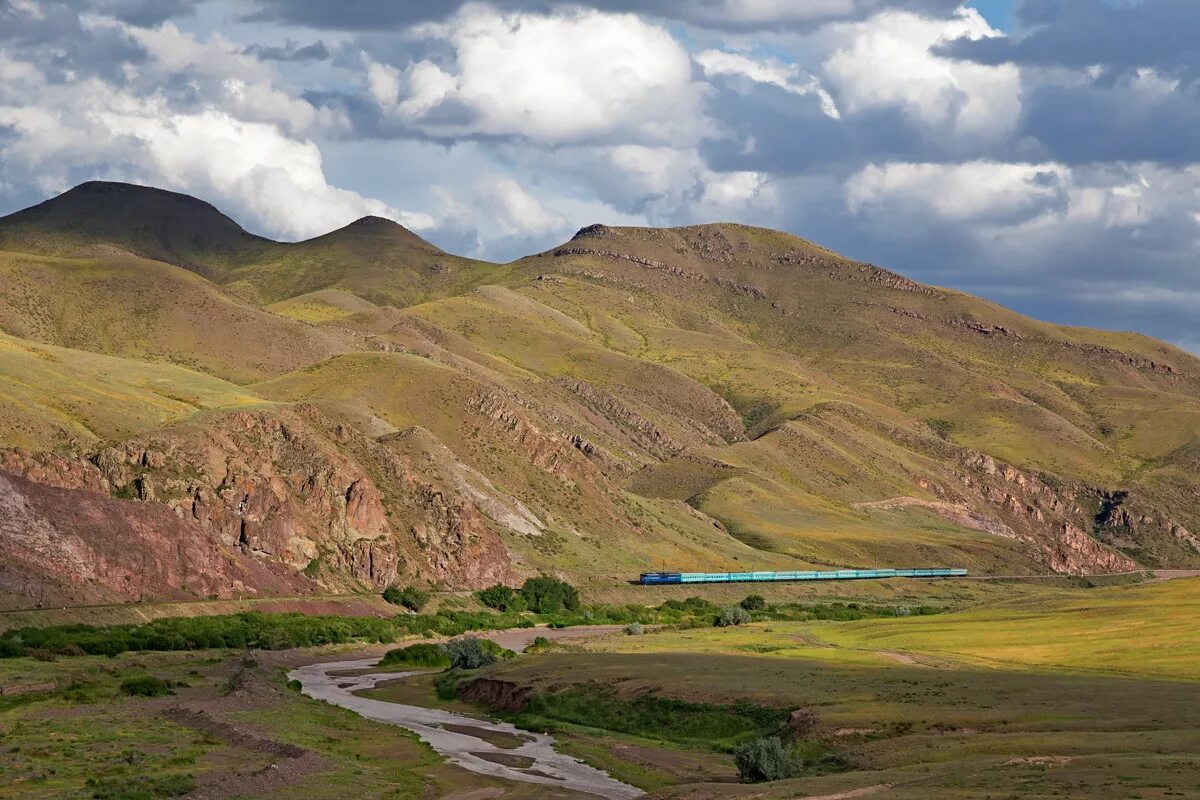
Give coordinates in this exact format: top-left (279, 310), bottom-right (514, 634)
top-left (0, 406), bottom-right (519, 607)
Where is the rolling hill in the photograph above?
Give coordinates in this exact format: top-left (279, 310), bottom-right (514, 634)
top-left (1, 182), bottom-right (1197, 609)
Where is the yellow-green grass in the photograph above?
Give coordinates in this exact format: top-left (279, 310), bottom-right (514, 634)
top-left (266, 289), bottom-right (380, 323)
top-left (814, 576), bottom-right (1200, 680)
top-left (0, 251), bottom-right (347, 384)
top-left (0, 331), bottom-right (265, 449)
top-left (587, 577), bottom-right (1200, 681)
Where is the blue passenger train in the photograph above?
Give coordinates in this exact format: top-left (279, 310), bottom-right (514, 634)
top-left (638, 568), bottom-right (967, 585)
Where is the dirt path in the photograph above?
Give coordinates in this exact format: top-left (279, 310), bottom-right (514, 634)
top-left (290, 658), bottom-right (642, 800)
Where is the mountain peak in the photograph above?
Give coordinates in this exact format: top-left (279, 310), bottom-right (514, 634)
top-left (0, 180), bottom-right (266, 273)
top-left (304, 215), bottom-right (442, 253)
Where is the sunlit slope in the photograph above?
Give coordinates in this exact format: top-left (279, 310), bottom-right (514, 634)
top-left (814, 576), bottom-right (1200, 680)
top-left (0, 250), bottom-right (349, 383)
top-left (2, 184), bottom-right (1199, 588)
top-left (251, 351), bottom-right (794, 578)
top-left (0, 331), bottom-right (264, 450)
top-left (225, 216), bottom-right (518, 306)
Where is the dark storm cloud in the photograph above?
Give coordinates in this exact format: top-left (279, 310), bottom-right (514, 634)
top-left (88, 0), bottom-right (199, 25)
top-left (244, 39), bottom-right (331, 61)
top-left (241, 0), bottom-right (964, 31)
top-left (1018, 81), bottom-right (1200, 165)
top-left (940, 0), bottom-right (1200, 82)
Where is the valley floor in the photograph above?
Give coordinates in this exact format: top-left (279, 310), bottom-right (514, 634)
top-left (2, 578), bottom-right (1197, 800)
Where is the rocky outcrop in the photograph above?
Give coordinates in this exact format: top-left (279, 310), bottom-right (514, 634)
top-left (552, 246), bottom-right (768, 299)
top-left (555, 377), bottom-right (685, 459)
top-left (955, 453), bottom-right (1139, 574)
top-left (92, 410), bottom-right (400, 589)
top-left (0, 470), bottom-right (304, 607)
top-left (0, 406), bottom-right (523, 606)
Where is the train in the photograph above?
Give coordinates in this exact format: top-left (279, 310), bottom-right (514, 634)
top-left (638, 568), bottom-right (968, 585)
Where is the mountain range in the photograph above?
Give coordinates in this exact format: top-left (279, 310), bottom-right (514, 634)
top-left (2, 181), bottom-right (1198, 609)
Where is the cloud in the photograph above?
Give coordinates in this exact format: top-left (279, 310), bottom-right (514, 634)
top-left (242, 0), bottom-right (966, 32)
top-left (845, 161), bottom-right (1069, 227)
top-left (0, 43), bottom-right (428, 240)
top-left (243, 39), bottom-right (331, 62)
top-left (696, 49), bottom-right (841, 119)
top-left (940, 0), bottom-right (1200, 83)
top-left (821, 8), bottom-right (1020, 141)
top-left (473, 176), bottom-right (567, 238)
top-left (364, 5), bottom-right (708, 145)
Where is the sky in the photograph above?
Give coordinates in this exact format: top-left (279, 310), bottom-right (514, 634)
top-left (1, 0), bottom-right (1198, 351)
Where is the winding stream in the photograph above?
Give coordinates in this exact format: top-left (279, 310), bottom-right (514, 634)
top-left (289, 657), bottom-right (642, 799)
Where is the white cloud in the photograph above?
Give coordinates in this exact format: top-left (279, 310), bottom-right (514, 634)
top-left (367, 5), bottom-right (708, 144)
top-left (821, 8), bottom-right (1020, 140)
top-left (473, 177), bottom-right (567, 238)
top-left (845, 161), bottom-right (1069, 224)
top-left (0, 55), bottom-right (428, 240)
top-left (85, 15), bottom-right (347, 136)
top-left (696, 49), bottom-right (841, 119)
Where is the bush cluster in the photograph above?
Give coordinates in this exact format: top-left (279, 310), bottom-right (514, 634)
top-left (476, 576), bottom-right (581, 615)
top-left (716, 606), bottom-right (753, 627)
top-left (383, 584), bottom-right (430, 612)
top-left (379, 642), bottom-right (452, 669)
top-left (740, 595), bottom-right (768, 612)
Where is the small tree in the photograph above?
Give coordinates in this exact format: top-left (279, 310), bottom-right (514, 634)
top-left (716, 606), bottom-right (752, 627)
top-left (740, 594), bottom-right (767, 612)
top-left (444, 636), bottom-right (497, 670)
top-left (477, 584), bottom-right (527, 612)
top-left (383, 584), bottom-right (430, 612)
top-left (519, 576), bottom-right (581, 614)
top-left (733, 737), bottom-right (795, 783)
top-left (399, 586), bottom-right (430, 612)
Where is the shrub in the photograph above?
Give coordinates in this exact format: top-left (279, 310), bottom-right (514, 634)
top-left (623, 622), bottom-right (645, 636)
top-left (716, 606), bottom-right (752, 627)
top-left (519, 576), bottom-right (580, 614)
top-left (733, 737), bottom-right (796, 783)
top-left (379, 642), bottom-right (451, 669)
top-left (285, 679), bottom-right (303, 692)
top-left (119, 675), bottom-right (175, 698)
top-left (740, 595), bottom-right (768, 612)
top-left (85, 773), bottom-right (195, 799)
top-left (384, 585), bottom-right (430, 612)
top-left (398, 586), bottom-right (430, 612)
top-left (444, 636), bottom-right (498, 670)
top-left (476, 584), bottom-right (527, 612)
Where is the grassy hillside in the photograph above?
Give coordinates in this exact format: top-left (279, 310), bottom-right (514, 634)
top-left (1, 183), bottom-right (1199, 604)
top-left (0, 330), bottom-right (264, 450)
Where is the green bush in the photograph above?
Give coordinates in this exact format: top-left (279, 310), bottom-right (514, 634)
top-left (445, 637), bottom-right (496, 670)
top-left (740, 595), bottom-right (768, 612)
top-left (384, 584), bottom-right (430, 612)
top-left (624, 622), bottom-right (645, 635)
top-left (476, 584), bottom-right (527, 612)
top-left (519, 576), bottom-right (580, 614)
top-left (716, 606), bottom-right (752, 627)
top-left (733, 737), bottom-right (795, 782)
top-left (379, 643), bottom-right (451, 668)
top-left (286, 679), bottom-right (303, 692)
top-left (119, 675), bottom-right (175, 698)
